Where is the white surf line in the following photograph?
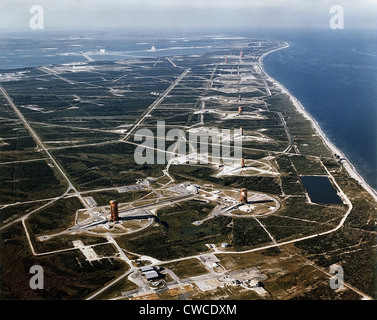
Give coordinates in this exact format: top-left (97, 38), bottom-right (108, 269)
top-left (260, 43), bottom-right (377, 203)
top-left (214, 57), bottom-right (356, 254)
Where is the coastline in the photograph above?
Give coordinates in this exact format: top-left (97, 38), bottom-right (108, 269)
top-left (259, 43), bottom-right (377, 203)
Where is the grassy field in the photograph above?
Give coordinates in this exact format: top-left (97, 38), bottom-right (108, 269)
top-left (0, 222), bottom-right (128, 299)
top-left (51, 142), bottom-right (166, 191)
top-left (117, 199), bottom-right (232, 260)
top-left (0, 160), bottom-right (67, 204)
top-left (161, 258), bottom-right (210, 278)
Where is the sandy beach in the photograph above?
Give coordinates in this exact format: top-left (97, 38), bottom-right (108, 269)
top-left (259, 43), bottom-right (377, 203)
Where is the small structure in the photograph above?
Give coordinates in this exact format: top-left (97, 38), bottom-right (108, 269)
top-left (225, 56), bottom-right (228, 64)
top-left (240, 126), bottom-right (243, 136)
top-left (140, 266), bottom-right (162, 281)
top-left (200, 254), bottom-right (220, 270)
top-left (140, 266), bottom-right (154, 273)
top-left (186, 184), bottom-right (199, 194)
top-left (144, 270), bottom-right (160, 281)
top-left (240, 188), bottom-right (248, 203)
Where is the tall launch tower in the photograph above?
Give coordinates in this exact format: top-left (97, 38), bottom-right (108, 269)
top-left (110, 200), bottom-right (119, 222)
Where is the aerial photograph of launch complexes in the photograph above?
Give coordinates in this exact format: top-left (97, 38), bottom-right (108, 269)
top-left (1, 1), bottom-right (377, 304)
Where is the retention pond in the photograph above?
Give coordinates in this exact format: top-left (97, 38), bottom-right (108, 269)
top-left (300, 176), bottom-right (343, 204)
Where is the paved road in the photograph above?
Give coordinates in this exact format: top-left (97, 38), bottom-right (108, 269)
top-left (0, 85), bottom-right (93, 215)
top-left (121, 68), bottom-right (191, 142)
top-left (278, 111), bottom-right (299, 154)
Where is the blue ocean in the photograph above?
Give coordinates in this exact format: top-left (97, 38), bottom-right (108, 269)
top-left (259, 29), bottom-right (377, 191)
top-left (1, 29), bottom-right (376, 190)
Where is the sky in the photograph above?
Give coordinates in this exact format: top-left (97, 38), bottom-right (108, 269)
top-left (0, 0), bottom-right (376, 33)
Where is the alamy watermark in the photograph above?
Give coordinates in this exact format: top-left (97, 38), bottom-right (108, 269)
top-left (29, 265), bottom-right (44, 290)
top-left (329, 5), bottom-right (344, 29)
top-left (329, 264), bottom-right (344, 290)
top-left (28, 4), bottom-right (344, 31)
top-left (133, 121), bottom-right (243, 165)
top-left (29, 5), bottom-right (44, 30)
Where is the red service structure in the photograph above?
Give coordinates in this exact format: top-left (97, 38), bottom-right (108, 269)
top-left (110, 200), bottom-right (119, 222)
top-left (240, 188), bottom-right (248, 203)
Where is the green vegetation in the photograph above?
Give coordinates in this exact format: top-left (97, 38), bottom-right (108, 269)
top-left (86, 190), bottom-right (150, 207)
top-left (295, 230), bottom-right (377, 298)
top-left (290, 155), bottom-right (327, 175)
top-left (0, 160), bottom-right (66, 204)
top-left (94, 276), bottom-right (138, 300)
top-left (169, 164), bottom-right (281, 195)
top-left (232, 218), bottom-right (273, 249)
top-left (261, 196), bottom-right (345, 241)
top-left (0, 222), bottom-right (127, 299)
top-left (0, 201), bottom-right (50, 224)
top-left (26, 197), bottom-right (82, 237)
top-left (118, 199), bottom-right (232, 260)
top-left (161, 258), bottom-right (209, 278)
top-left (51, 143), bottom-right (165, 191)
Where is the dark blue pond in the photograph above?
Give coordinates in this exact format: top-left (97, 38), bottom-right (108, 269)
top-left (300, 176), bottom-right (343, 204)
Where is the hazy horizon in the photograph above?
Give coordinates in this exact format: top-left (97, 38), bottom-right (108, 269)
top-left (1, 0), bottom-right (376, 33)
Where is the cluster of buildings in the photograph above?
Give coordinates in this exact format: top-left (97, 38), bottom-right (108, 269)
top-left (0, 71), bottom-right (28, 82)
